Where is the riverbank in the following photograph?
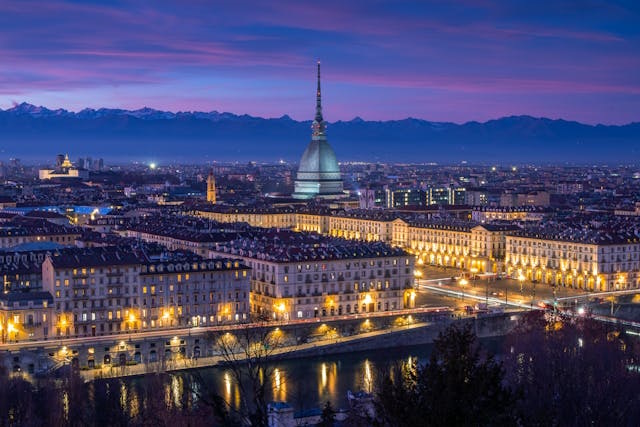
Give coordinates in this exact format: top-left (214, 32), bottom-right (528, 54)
top-left (82, 311), bottom-right (521, 381)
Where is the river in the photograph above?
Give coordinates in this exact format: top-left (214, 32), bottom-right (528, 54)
top-left (113, 338), bottom-right (503, 415)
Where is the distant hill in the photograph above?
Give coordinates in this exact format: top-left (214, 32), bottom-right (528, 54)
top-left (1, 102), bottom-right (638, 163)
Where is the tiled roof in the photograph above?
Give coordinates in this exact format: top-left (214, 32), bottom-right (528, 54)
top-left (213, 229), bottom-right (407, 262)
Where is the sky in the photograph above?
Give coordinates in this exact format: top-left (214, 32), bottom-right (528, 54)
top-left (0, 0), bottom-right (639, 124)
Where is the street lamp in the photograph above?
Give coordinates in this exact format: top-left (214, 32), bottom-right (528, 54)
top-left (459, 278), bottom-right (468, 303)
top-left (7, 322), bottom-right (16, 342)
top-left (162, 310), bottom-right (170, 327)
top-left (518, 273), bottom-right (525, 294)
top-left (128, 313), bottom-right (136, 341)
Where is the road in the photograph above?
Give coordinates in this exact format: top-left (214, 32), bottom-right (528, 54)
top-left (81, 321), bottom-right (436, 380)
top-left (0, 306), bottom-right (451, 352)
top-left (414, 265), bottom-right (592, 310)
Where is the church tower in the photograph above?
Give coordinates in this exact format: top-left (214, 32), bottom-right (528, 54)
top-left (206, 171), bottom-right (216, 204)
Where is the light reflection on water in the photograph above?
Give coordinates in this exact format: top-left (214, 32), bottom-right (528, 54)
top-left (209, 348), bottom-right (425, 411)
top-left (118, 343), bottom-right (455, 413)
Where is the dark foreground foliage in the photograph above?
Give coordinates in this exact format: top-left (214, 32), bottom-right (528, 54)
top-left (1, 313), bottom-right (639, 426)
top-left (374, 313), bottom-right (640, 427)
top-left (374, 323), bottom-right (517, 427)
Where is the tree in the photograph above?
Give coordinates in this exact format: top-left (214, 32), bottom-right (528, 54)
top-left (375, 323), bottom-right (518, 427)
top-left (319, 401), bottom-right (336, 427)
top-left (185, 325), bottom-right (289, 427)
top-left (504, 310), bottom-right (640, 426)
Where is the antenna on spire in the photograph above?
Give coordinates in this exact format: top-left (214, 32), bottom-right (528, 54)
top-left (315, 61), bottom-right (323, 122)
top-left (313, 61), bottom-right (325, 137)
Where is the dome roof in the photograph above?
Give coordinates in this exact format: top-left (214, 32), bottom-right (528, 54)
top-left (298, 139), bottom-right (340, 174)
top-left (292, 62), bottom-right (344, 199)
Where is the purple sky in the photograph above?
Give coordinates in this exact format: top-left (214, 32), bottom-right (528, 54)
top-left (1, 0), bottom-right (638, 124)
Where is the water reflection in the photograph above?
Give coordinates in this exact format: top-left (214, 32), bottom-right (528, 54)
top-left (273, 368), bottom-right (287, 401)
top-left (117, 343), bottom-right (454, 413)
top-left (318, 362), bottom-right (337, 400)
top-left (362, 359), bottom-right (373, 393)
top-left (224, 372), bottom-right (231, 401)
top-left (119, 381), bottom-right (128, 413)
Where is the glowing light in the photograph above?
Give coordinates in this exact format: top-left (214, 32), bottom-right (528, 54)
top-left (364, 360), bottom-right (372, 393)
top-left (363, 294), bottom-right (372, 305)
top-left (274, 368), bottom-right (281, 389)
top-left (224, 372), bottom-right (231, 396)
top-left (321, 363), bottom-right (327, 388)
top-left (149, 162), bottom-right (157, 170)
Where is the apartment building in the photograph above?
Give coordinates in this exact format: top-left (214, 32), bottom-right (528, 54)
top-left (41, 246), bottom-right (250, 338)
top-left (209, 230), bottom-right (415, 320)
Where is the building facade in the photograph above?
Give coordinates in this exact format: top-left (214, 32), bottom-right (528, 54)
top-left (209, 231), bottom-right (414, 320)
top-left (41, 246), bottom-right (250, 338)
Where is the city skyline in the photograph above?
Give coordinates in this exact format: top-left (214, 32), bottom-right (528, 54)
top-left (1, 1), bottom-right (638, 124)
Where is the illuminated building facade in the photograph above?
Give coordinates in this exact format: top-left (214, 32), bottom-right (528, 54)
top-left (197, 206), bottom-right (297, 229)
top-left (194, 207), bottom-right (640, 291)
top-left (138, 258), bottom-right (250, 327)
top-left (0, 291), bottom-right (54, 342)
top-left (41, 246), bottom-right (250, 338)
top-left (209, 231), bottom-right (414, 320)
top-left (505, 233), bottom-right (640, 291)
top-left (471, 206), bottom-right (545, 222)
top-left (38, 154), bottom-right (89, 180)
top-left (206, 171), bottom-right (217, 204)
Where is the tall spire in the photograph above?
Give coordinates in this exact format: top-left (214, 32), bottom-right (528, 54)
top-left (316, 61), bottom-right (323, 122)
top-left (312, 61), bottom-right (326, 137)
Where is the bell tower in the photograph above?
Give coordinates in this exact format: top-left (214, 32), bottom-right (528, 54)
top-left (206, 170), bottom-right (216, 204)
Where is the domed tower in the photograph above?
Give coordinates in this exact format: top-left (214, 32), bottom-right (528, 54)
top-left (292, 62), bottom-right (343, 199)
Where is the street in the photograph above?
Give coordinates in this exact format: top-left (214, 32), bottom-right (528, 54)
top-left (414, 265), bottom-right (591, 311)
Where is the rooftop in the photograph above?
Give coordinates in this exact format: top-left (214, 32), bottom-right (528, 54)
top-left (213, 229), bottom-right (408, 263)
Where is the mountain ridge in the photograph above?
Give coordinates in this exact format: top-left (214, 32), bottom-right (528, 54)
top-left (0, 103), bottom-right (638, 163)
